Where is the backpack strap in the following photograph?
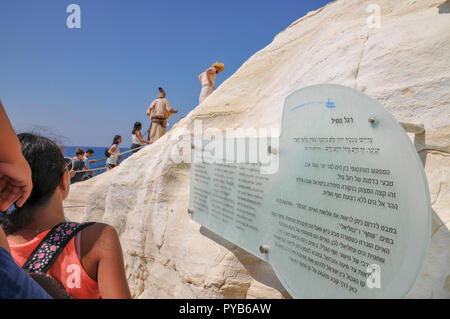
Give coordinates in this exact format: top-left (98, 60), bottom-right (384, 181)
top-left (22, 222), bottom-right (95, 273)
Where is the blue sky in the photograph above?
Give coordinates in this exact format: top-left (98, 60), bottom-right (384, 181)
top-left (0, 0), bottom-right (332, 147)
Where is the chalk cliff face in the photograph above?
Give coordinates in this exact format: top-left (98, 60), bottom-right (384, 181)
top-left (65, 0), bottom-right (450, 298)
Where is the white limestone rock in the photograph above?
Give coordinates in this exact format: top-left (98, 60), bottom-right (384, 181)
top-left (64, 0), bottom-right (450, 298)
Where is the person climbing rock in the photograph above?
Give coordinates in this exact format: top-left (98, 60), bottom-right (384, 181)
top-left (131, 122), bottom-right (151, 153)
top-left (198, 62), bottom-right (224, 104)
top-left (146, 87), bottom-right (178, 142)
top-left (0, 101), bottom-right (52, 299)
top-left (106, 135), bottom-right (122, 171)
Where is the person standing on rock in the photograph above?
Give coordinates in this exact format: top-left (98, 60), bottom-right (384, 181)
top-left (146, 87), bottom-right (178, 143)
top-left (198, 62), bottom-right (224, 104)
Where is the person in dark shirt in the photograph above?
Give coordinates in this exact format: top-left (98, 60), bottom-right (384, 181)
top-left (0, 228), bottom-right (51, 299)
top-left (70, 148), bottom-right (87, 184)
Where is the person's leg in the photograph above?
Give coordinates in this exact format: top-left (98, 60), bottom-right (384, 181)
top-left (149, 125), bottom-right (157, 142)
top-left (130, 144), bottom-right (139, 154)
top-left (150, 123), bottom-right (166, 143)
top-left (154, 124), bottom-right (166, 142)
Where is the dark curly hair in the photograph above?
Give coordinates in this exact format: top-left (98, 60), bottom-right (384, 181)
top-left (2, 133), bottom-right (65, 234)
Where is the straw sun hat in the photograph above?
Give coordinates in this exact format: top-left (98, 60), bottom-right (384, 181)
top-left (212, 62), bottom-right (224, 73)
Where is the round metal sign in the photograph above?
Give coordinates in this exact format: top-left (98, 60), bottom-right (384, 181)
top-left (263, 84), bottom-right (431, 298)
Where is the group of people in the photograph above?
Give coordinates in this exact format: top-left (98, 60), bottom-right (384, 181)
top-left (0, 101), bottom-right (132, 298)
top-left (144, 62), bottom-right (224, 142)
top-left (0, 62), bottom-right (225, 299)
top-left (69, 61), bottom-right (225, 182)
top-left (69, 148), bottom-right (98, 184)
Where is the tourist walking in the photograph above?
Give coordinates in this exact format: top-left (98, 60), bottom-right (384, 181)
top-left (106, 135), bottom-right (122, 171)
top-left (131, 122), bottom-right (151, 153)
top-left (146, 87), bottom-right (178, 143)
top-left (83, 148), bottom-right (98, 180)
top-left (198, 62), bottom-right (224, 104)
top-left (71, 148), bottom-right (87, 184)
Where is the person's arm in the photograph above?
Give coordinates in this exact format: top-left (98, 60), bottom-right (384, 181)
top-left (82, 223), bottom-right (131, 299)
top-left (136, 131), bottom-right (151, 144)
top-left (199, 72), bottom-right (206, 84)
top-left (146, 100), bottom-right (155, 116)
top-left (87, 167), bottom-right (96, 176)
top-left (0, 101), bottom-right (32, 211)
top-left (206, 68), bottom-right (215, 87)
top-left (165, 99), bottom-right (178, 114)
top-left (81, 163), bottom-right (90, 175)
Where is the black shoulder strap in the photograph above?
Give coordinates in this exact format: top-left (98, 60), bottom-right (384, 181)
top-left (22, 222), bottom-right (95, 273)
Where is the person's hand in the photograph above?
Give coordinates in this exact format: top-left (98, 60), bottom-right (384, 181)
top-left (0, 157), bottom-right (32, 211)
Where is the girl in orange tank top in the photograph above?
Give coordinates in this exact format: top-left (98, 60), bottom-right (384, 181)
top-left (9, 225), bottom-right (100, 299)
top-left (3, 133), bottom-right (131, 299)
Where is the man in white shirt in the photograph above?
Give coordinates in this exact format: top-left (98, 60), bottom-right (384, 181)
top-left (146, 87), bottom-right (178, 142)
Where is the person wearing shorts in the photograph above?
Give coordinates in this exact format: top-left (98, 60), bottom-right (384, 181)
top-left (106, 135), bottom-right (122, 171)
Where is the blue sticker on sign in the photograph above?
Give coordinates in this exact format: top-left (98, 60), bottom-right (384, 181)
top-left (291, 98), bottom-right (336, 111)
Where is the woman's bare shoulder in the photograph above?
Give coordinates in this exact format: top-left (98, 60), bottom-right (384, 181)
top-left (81, 223), bottom-right (121, 255)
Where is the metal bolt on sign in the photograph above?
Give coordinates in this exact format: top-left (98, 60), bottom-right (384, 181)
top-left (259, 245), bottom-right (270, 254)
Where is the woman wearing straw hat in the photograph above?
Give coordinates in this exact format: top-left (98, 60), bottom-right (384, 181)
top-left (198, 62), bottom-right (224, 104)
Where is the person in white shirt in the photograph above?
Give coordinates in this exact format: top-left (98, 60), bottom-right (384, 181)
top-left (146, 88), bottom-right (178, 143)
top-left (131, 122), bottom-right (151, 153)
top-left (83, 148), bottom-right (98, 180)
top-left (106, 135), bottom-right (122, 171)
top-left (198, 62), bottom-right (224, 104)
